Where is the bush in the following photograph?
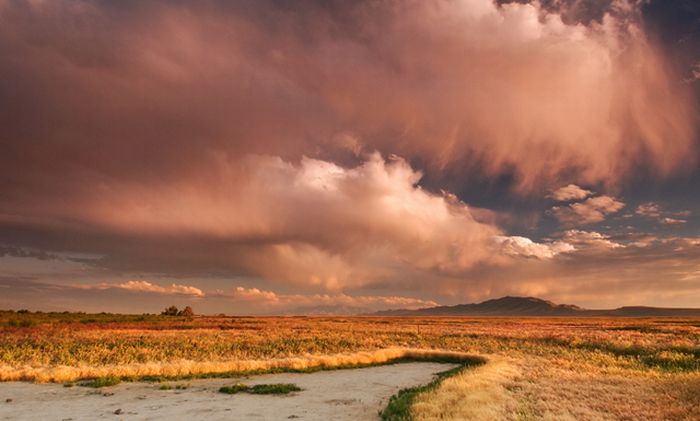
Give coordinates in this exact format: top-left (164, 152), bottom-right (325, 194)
top-left (219, 383), bottom-right (301, 395)
top-left (85, 376), bottom-right (121, 388)
top-left (219, 383), bottom-right (249, 394)
top-left (177, 306), bottom-right (194, 317)
top-left (249, 383), bottom-right (302, 394)
top-left (161, 306), bottom-right (179, 316)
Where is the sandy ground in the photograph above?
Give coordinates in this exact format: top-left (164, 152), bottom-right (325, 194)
top-left (0, 362), bottom-right (456, 421)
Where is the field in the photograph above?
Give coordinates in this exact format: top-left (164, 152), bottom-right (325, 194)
top-left (1, 312), bottom-right (699, 420)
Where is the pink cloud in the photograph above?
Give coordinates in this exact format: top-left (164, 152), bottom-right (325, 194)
top-left (0, 1), bottom-right (697, 310)
top-left (548, 184), bottom-right (593, 201)
top-left (551, 195), bottom-right (625, 226)
top-left (660, 217), bottom-right (687, 225)
top-left (636, 202), bottom-right (661, 218)
top-left (561, 230), bottom-right (624, 250)
top-left (493, 236), bottom-right (574, 259)
top-left (78, 280), bottom-right (204, 297)
top-left (231, 286), bottom-right (438, 311)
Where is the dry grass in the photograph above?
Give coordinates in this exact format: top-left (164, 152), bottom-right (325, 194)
top-left (412, 356), bottom-right (520, 420)
top-left (0, 313), bottom-right (698, 419)
top-left (0, 347), bottom-right (481, 383)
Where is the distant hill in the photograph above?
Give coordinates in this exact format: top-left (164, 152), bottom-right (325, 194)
top-left (372, 296), bottom-right (700, 317)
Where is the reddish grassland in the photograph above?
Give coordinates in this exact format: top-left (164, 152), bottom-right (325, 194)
top-left (0, 313), bottom-right (698, 420)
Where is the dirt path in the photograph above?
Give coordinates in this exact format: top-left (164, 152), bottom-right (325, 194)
top-left (0, 362), bottom-right (457, 420)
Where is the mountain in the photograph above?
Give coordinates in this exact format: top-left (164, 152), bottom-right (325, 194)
top-left (372, 296), bottom-right (700, 317)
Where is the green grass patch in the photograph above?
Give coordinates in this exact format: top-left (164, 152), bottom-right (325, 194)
top-left (219, 383), bottom-right (250, 394)
top-left (249, 383), bottom-right (302, 394)
top-left (219, 383), bottom-right (301, 395)
top-left (108, 355), bottom-right (485, 384)
top-left (82, 376), bottom-right (121, 388)
top-left (380, 363), bottom-right (479, 421)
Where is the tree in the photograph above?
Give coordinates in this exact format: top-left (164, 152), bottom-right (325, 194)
top-left (177, 306), bottom-right (194, 317)
top-left (161, 305), bottom-right (179, 316)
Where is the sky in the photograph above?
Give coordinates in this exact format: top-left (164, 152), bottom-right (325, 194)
top-left (1, 0), bottom-right (699, 314)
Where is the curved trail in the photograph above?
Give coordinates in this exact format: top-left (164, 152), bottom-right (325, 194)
top-left (0, 361), bottom-right (458, 420)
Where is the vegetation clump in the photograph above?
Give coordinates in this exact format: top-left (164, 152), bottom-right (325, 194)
top-left (83, 376), bottom-right (121, 388)
top-left (161, 306), bottom-right (194, 317)
top-left (380, 365), bottom-right (465, 421)
top-left (219, 383), bottom-right (301, 395)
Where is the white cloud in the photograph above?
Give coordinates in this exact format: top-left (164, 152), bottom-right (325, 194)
top-left (561, 230), bottom-right (624, 250)
top-left (79, 280), bottom-right (205, 297)
top-left (548, 184), bottom-right (593, 201)
top-left (494, 236), bottom-right (574, 259)
top-left (81, 152), bottom-right (513, 290)
top-left (660, 217), bottom-right (686, 225)
top-left (231, 286), bottom-right (438, 310)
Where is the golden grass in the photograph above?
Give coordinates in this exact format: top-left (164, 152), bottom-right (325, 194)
top-left (0, 347), bottom-right (482, 383)
top-left (508, 356), bottom-right (700, 421)
top-left (1, 314), bottom-right (698, 419)
top-left (411, 356), bottom-right (520, 420)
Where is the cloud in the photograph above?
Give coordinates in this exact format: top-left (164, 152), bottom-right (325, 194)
top-left (0, 245), bottom-right (60, 261)
top-left (561, 230), bottom-right (624, 250)
top-left (79, 280), bottom-right (204, 297)
top-left (2, 150), bottom-right (576, 291)
top-left (685, 62), bottom-right (700, 84)
top-left (0, 0), bottom-right (698, 310)
top-left (4, 153), bottom-right (518, 290)
top-left (660, 217), bottom-right (687, 225)
top-left (636, 202), bottom-right (661, 217)
top-left (551, 195), bottom-right (625, 226)
top-left (231, 286), bottom-right (438, 311)
top-left (233, 287), bottom-right (280, 304)
top-left (635, 202), bottom-right (690, 225)
top-left (493, 236), bottom-right (574, 259)
top-left (0, 0), bottom-right (695, 211)
top-left (548, 184), bottom-right (593, 201)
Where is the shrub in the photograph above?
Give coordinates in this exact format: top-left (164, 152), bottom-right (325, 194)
top-left (177, 306), bottom-right (194, 317)
top-left (249, 383), bottom-right (302, 394)
top-left (219, 383), bottom-right (301, 395)
top-left (161, 306), bottom-right (179, 316)
top-left (85, 376), bottom-right (121, 388)
top-left (219, 383), bottom-right (249, 394)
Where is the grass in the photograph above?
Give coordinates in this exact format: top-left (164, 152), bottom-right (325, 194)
top-left (82, 375), bottom-right (121, 388)
top-left (219, 383), bottom-right (301, 395)
top-left (219, 383), bottom-right (250, 394)
top-left (380, 364), bottom-right (467, 420)
top-left (0, 314), bottom-right (698, 419)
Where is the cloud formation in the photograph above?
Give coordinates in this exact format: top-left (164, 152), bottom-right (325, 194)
top-left (635, 202), bottom-right (691, 225)
top-left (0, 0), bottom-right (699, 310)
top-left (660, 217), bottom-right (687, 225)
top-left (232, 286), bottom-right (437, 311)
top-left (79, 280), bottom-right (205, 297)
top-left (0, 0), bottom-right (695, 206)
top-left (494, 236), bottom-right (574, 259)
top-left (560, 230), bottom-right (624, 250)
top-left (551, 195), bottom-right (626, 226)
top-left (636, 202), bottom-right (661, 217)
top-left (548, 184), bottom-right (593, 201)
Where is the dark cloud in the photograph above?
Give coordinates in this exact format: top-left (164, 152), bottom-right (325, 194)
top-left (0, 0), bottom-right (699, 310)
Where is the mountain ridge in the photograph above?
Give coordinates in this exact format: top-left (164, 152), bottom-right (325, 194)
top-left (370, 296), bottom-right (700, 317)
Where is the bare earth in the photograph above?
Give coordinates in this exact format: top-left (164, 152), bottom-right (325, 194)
top-left (0, 362), bottom-right (456, 421)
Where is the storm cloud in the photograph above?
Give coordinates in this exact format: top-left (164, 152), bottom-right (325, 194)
top-left (0, 0), bottom-right (699, 312)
